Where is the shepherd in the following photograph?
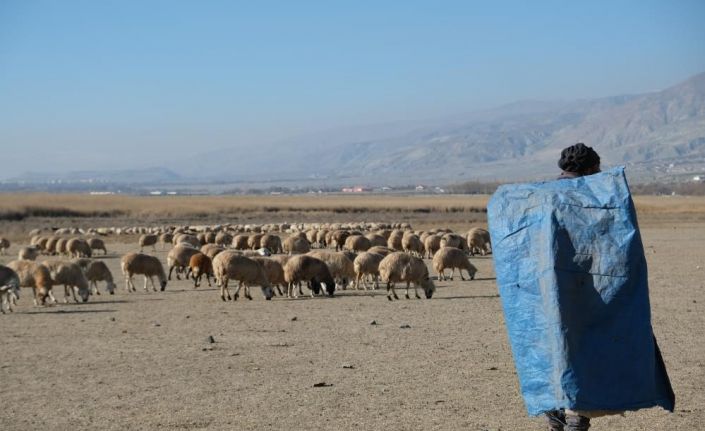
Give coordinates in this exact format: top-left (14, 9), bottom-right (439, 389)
top-left (488, 144), bottom-right (674, 430)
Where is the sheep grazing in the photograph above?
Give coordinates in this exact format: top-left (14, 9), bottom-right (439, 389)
top-left (387, 230), bottom-right (404, 251)
top-left (315, 230), bottom-right (328, 248)
top-left (84, 260), bottom-right (116, 295)
top-left (45, 236), bottom-right (60, 255)
top-left (186, 252), bottom-right (213, 288)
top-left (344, 235), bottom-right (372, 253)
top-left (214, 232), bottom-right (233, 247)
top-left (212, 251), bottom-right (273, 301)
top-left (364, 233), bottom-right (387, 248)
top-left (283, 236), bottom-right (311, 255)
top-left (283, 255), bottom-right (336, 298)
top-left (379, 252), bottom-right (435, 300)
top-left (167, 245), bottom-right (201, 280)
top-left (307, 250), bottom-right (355, 290)
top-left (247, 233), bottom-right (264, 250)
top-left (35, 236), bottom-right (50, 254)
top-left (432, 247), bottom-right (478, 281)
top-left (402, 233), bottom-right (424, 258)
top-left (231, 234), bottom-right (250, 250)
top-left (121, 252), bottom-right (167, 292)
top-left (330, 230), bottom-right (351, 252)
top-left (175, 234), bottom-right (201, 248)
top-left (259, 234), bottom-right (283, 254)
top-left (367, 245), bottom-right (393, 257)
top-left (18, 246), bottom-right (40, 261)
top-left (6, 260), bottom-right (55, 305)
top-left (200, 243), bottom-right (225, 259)
top-left (0, 237), bottom-right (12, 255)
top-left (87, 238), bottom-right (107, 255)
top-left (424, 235), bottom-right (442, 259)
top-left (251, 257), bottom-right (286, 296)
top-left (467, 227), bottom-right (492, 256)
top-left (66, 238), bottom-right (92, 258)
top-left (42, 260), bottom-right (91, 303)
top-left (139, 234), bottom-right (158, 252)
top-left (0, 265), bottom-right (21, 313)
top-left (305, 230), bottom-right (318, 247)
top-left (55, 237), bottom-right (69, 256)
top-left (159, 232), bottom-right (174, 249)
top-left (353, 252), bottom-right (384, 290)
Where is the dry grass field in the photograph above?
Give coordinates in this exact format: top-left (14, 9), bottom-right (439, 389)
top-left (0, 193), bottom-right (703, 430)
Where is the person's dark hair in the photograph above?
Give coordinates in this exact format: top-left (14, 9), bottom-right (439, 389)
top-left (558, 143), bottom-right (600, 174)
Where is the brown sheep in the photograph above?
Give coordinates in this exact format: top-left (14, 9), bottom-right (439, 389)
top-left (315, 230), bottom-right (329, 248)
top-left (247, 233), bottom-right (264, 250)
top-left (251, 257), bottom-right (286, 296)
top-left (467, 227), bottom-right (492, 256)
top-left (215, 232), bottom-right (233, 247)
top-left (84, 260), bottom-right (116, 295)
top-left (42, 260), bottom-right (91, 303)
top-left (432, 247), bottom-right (478, 281)
top-left (379, 252), bottom-right (435, 300)
top-left (0, 265), bottom-right (21, 313)
top-left (121, 253), bottom-right (167, 292)
top-left (401, 233), bottom-right (424, 257)
top-left (260, 234), bottom-right (283, 254)
top-left (387, 230), bottom-right (404, 251)
top-left (186, 252), bottom-right (213, 288)
top-left (307, 250), bottom-right (355, 290)
top-left (231, 234), bottom-right (250, 250)
top-left (344, 235), bottom-right (372, 253)
top-left (212, 251), bottom-right (273, 301)
top-left (364, 233), bottom-right (387, 247)
top-left (167, 245), bottom-right (201, 280)
top-left (88, 237), bottom-right (107, 255)
top-left (45, 236), bottom-right (60, 256)
top-left (367, 245), bottom-right (393, 257)
top-left (139, 234), bottom-right (158, 252)
top-left (353, 252), bottom-right (384, 290)
top-left (159, 232), bottom-right (174, 250)
top-left (55, 237), bottom-right (69, 256)
top-left (6, 260), bottom-right (55, 305)
top-left (66, 238), bottom-right (92, 258)
top-left (424, 235), bottom-right (442, 259)
top-left (282, 236), bottom-right (311, 255)
top-left (330, 230), bottom-right (352, 251)
top-left (283, 255), bottom-right (336, 298)
top-left (18, 246), bottom-right (40, 261)
top-left (200, 243), bottom-right (225, 259)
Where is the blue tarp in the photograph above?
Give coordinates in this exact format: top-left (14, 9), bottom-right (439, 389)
top-left (487, 167), bottom-right (674, 416)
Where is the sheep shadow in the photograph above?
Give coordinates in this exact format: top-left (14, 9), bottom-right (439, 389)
top-left (434, 294), bottom-right (500, 300)
top-left (20, 308), bottom-right (117, 315)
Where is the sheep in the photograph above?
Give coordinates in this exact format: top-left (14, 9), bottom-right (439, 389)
top-left (166, 245), bottom-right (201, 280)
top-left (367, 245), bottom-right (393, 257)
top-left (55, 237), bottom-right (69, 256)
top-left (247, 233), bottom-right (264, 250)
top-left (387, 230), bottom-right (404, 251)
top-left (424, 235), bottom-right (442, 259)
top-left (432, 247), bottom-right (478, 281)
top-left (87, 238), bottom-right (107, 255)
top-left (139, 234), bottom-right (158, 252)
top-left (467, 227), bottom-right (492, 256)
top-left (175, 234), bottom-right (201, 248)
top-left (282, 236), bottom-right (311, 255)
top-left (439, 233), bottom-right (469, 253)
top-left (364, 233), bottom-right (387, 247)
top-left (66, 238), bottom-right (92, 258)
top-left (212, 251), bottom-right (273, 301)
top-left (45, 236), bottom-right (60, 255)
top-left (35, 236), bottom-right (50, 254)
top-left (120, 252), bottom-right (167, 292)
top-left (283, 255), bottom-right (336, 298)
top-left (379, 252), bottom-right (435, 300)
top-left (18, 246), bottom-right (40, 261)
top-left (315, 230), bottom-right (329, 248)
top-left (84, 260), bottom-right (116, 295)
top-left (231, 234), bottom-right (250, 250)
top-left (201, 243), bottom-right (225, 259)
top-left (6, 260), bottom-right (55, 305)
top-left (251, 257), bottom-right (286, 296)
top-left (214, 232), bottom-right (233, 247)
top-left (42, 260), bottom-right (91, 303)
top-left (260, 234), bottom-right (283, 254)
top-left (344, 235), bottom-right (372, 253)
top-left (0, 237), bottom-right (10, 255)
top-left (0, 265), bottom-right (21, 313)
top-left (305, 230), bottom-right (318, 247)
top-left (204, 231), bottom-right (217, 244)
top-left (330, 230), bottom-right (351, 251)
top-left (353, 252), bottom-right (384, 290)
top-left (307, 250), bottom-right (355, 290)
top-left (186, 252), bottom-right (213, 288)
top-left (401, 233), bottom-right (424, 257)
top-left (159, 232), bottom-right (174, 250)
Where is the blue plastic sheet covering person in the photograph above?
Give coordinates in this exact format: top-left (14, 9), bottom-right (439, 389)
top-left (487, 167), bottom-right (675, 416)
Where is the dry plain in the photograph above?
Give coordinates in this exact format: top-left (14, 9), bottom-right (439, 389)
top-left (0, 194), bottom-right (704, 430)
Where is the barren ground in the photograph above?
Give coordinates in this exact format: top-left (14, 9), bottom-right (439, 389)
top-left (0, 196), bottom-right (703, 431)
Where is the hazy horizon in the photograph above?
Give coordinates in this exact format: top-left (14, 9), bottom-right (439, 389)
top-left (1, 1), bottom-right (705, 179)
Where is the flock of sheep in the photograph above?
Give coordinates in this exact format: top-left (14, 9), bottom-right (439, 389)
top-left (0, 222), bottom-right (491, 313)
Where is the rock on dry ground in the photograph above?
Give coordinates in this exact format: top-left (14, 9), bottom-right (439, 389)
top-left (0, 224), bottom-right (703, 430)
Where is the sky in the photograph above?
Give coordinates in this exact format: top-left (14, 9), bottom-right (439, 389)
top-left (1, 0), bottom-right (704, 178)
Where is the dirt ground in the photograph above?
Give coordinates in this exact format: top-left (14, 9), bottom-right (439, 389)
top-left (1, 218), bottom-right (703, 430)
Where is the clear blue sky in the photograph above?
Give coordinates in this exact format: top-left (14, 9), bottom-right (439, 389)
top-left (1, 0), bottom-right (704, 177)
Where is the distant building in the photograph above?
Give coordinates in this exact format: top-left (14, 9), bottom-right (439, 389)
top-left (693, 175), bottom-right (702, 182)
top-left (415, 185), bottom-right (426, 191)
top-left (342, 186), bottom-right (370, 193)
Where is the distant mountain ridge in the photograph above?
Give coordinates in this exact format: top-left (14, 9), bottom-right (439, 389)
top-left (178, 71), bottom-right (705, 184)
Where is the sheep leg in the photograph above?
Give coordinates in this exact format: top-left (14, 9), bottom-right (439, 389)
top-left (459, 268), bottom-right (466, 281)
top-left (405, 282), bottom-right (411, 300)
top-left (150, 276), bottom-right (158, 292)
top-left (143, 276), bottom-right (150, 292)
top-left (47, 289), bottom-right (58, 305)
top-left (175, 266), bottom-right (182, 280)
top-left (244, 285), bottom-right (253, 300)
top-left (373, 275), bottom-right (379, 289)
top-left (297, 282), bottom-right (304, 297)
top-left (220, 277), bottom-right (231, 301)
top-left (168, 265), bottom-right (174, 281)
top-left (449, 268), bottom-right (455, 281)
top-left (287, 282), bottom-right (294, 299)
top-left (232, 281), bottom-right (242, 301)
top-left (414, 283), bottom-right (421, 299)
top-left (63, 285), bottom-right (71, 303)
top-left (386, 282), bottom-right (399, 301)
top-left (206, 274), bottom-right (212, 287)
top-left (70, 285), bottom-right (80, 303)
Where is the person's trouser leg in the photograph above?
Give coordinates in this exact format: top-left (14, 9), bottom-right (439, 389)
top-left (546, 410), bottom-right (565, 431)
top-left (565, 413), bottom-right (590, 431)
